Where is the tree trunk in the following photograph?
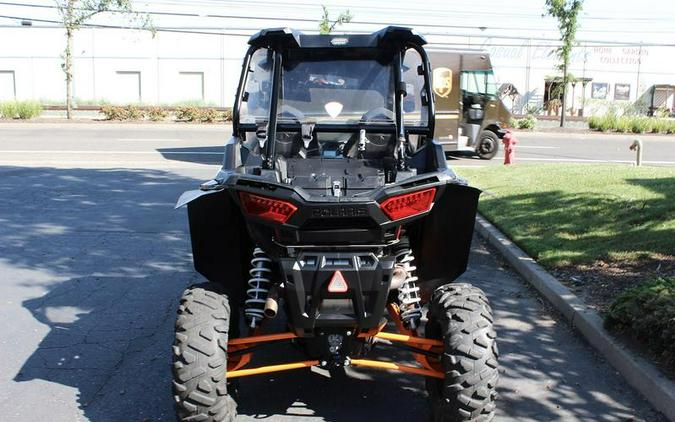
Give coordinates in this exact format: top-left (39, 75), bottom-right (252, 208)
top-left (65, 28), bottom-right (73, 120)
top-left (560, 61), bottom-right (567, 128)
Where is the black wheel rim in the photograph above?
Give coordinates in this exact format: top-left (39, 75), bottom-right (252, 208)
top-left (478, 137), bottom-right (496, 155)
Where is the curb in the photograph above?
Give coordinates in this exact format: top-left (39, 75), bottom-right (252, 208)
top-left (474, 214), bottom-right (675, 421)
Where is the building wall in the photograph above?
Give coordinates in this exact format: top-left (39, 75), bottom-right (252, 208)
top-left (1, 26), bottom-right (674, 113)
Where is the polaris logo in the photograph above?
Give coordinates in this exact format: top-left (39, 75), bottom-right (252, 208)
top-left (312, 206), bottom-right (368, 218)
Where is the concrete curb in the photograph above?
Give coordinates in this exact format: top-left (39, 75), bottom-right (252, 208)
top-left (474, 215), bottom-right (675, 421)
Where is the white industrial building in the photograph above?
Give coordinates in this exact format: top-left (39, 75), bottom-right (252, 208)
top-left (1, 0), bottom-right (674, 114)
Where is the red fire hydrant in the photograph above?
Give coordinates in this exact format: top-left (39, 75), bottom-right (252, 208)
top-left (502, 130), bottom-right (517, 165)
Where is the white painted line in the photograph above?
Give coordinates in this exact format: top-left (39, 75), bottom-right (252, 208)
top-left (516, 145), bottom-right (560, 149)
top-left (0, 150), bottom-right (222, 155)
top-left (117, 138), bottom-right (185, 141)
top-left (515, 157), bottom-right (675, 165)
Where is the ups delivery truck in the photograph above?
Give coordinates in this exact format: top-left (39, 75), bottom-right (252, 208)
top-left (428, 49), bottom-right (511, 159)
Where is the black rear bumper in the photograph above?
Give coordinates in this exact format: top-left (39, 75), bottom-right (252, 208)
top-left (280, 251), bottom-right (395, 335)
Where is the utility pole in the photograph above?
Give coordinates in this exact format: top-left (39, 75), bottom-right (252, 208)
top-left (560, 61), bottom-right (567, 127)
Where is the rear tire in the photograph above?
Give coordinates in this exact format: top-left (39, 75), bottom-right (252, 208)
top-left (173, 283), bottom-right (237, 422)
top-left (475, 130), bottom-right (499, 160)
top-left (425, 283), bottom-right (499, 422)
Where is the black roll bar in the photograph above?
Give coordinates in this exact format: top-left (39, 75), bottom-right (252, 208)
top-left (263, 50), bottom-right (283, 169)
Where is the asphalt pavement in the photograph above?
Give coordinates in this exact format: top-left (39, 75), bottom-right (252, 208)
top-left (1, 122), bottom-right (675, 168)
top-left (0, 123), bottom-right (669, 421)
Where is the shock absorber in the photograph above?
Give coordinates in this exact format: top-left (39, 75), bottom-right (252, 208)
top-left (245, 247), bottom-right (272, 328)
top-left (394, 247), bottom-right (422, 330)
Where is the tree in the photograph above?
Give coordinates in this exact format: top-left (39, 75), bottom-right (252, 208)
top-left (55, 0), bottom-right (152, 119)
top-left (318, 5), bottom-right (352, 35)
top-left (544, 0), bottom-right (583, 127)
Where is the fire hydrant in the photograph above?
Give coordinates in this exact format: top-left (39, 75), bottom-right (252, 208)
top-left (502, 130), bottom-right (518, 165)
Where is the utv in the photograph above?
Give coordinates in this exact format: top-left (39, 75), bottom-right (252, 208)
top-left (173, 26), bottom-right (498, 422)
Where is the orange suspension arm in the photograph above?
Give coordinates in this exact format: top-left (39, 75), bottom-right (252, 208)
top-left (227, 360), bottom-right (319, 379)
top-left (350, 359), bottom-right (444, 379)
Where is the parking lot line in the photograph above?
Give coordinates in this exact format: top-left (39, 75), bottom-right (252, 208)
top-left (0, 150), bottom-right (223, 155)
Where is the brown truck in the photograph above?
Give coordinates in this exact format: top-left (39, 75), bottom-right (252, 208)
top-left (428, 49), bottom-right (511, 159)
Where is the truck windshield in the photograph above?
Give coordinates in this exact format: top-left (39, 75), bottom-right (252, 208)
top-left (279, 58), bottom-right (395, 125)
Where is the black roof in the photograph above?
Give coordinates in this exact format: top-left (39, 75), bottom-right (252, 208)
top-left (248, 26), bottom-right (426, 49)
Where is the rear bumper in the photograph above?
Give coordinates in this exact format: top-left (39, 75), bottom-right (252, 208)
top-left (280, 251), bottom-right (395, 336)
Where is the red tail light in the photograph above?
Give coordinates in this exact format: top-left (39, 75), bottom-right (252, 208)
top-left (379, 187), bottom-right (436, 221)
top-left (239, 192), bottom-right (298, 224)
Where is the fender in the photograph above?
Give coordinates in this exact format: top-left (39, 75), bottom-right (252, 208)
top-left (179, 188), bottom-right (253, 304)
top-left (407, 182), bottom-right (481, 299)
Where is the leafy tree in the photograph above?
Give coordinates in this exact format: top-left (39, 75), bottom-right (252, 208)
top-left (55, 0), bottom-right (152, 119)
top-left (318, 5), bottom-right (352, 34)
top-left (545, 0), bottom-right (583, 127)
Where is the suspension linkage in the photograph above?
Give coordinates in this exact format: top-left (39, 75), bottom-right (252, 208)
top-left (372, 338), bottom-right (442, 359)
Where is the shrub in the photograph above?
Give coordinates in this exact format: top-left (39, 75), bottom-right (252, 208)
top-left (0, 102), bottom-right (19, 118)
top-left (587, 109), bottom-right (675, 134)
top-left (629, 116), bottom-right (651, 134)
top-left (222, 108), bottom-right (233, 121)
top-left (655, 106), bottom-right (670, 119)
top-left (200, 108), bottom-right (220, 123)
top-left (650, 118), bottom-right (669, 134)
top-left (587, 115), bottom-right (600, 130)
top-left (598, 114), bottom-right (616, 132)
top-left (517, 115), bottom-right (536, 129)
top-left (100, 105), bottom-right (127, 120)
top-left (0, 101), bottom-right (42, 119)
top-left (16, 101), bottom-right (42, 119)
top-left (146, 106), bottom-right (168, 121)
top-left (605, 277), bottom-right (675, 365)
top-left (175, 106), bottom-right (202, 122)
top-left (125, 105), bottom-right (144, 120)
top-left (615, 117), bottom-right (631, 133)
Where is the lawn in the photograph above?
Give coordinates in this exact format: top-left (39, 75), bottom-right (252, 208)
top-left (457, 164), bottom-right (675, 268)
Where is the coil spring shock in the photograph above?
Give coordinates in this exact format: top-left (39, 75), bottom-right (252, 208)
top-left (245, 247), bottom-right (272, 328)
top-left (395, 248), bottom-right (422, 330)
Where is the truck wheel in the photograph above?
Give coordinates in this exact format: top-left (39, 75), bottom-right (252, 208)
top-left (173, 283), bottom-right (237, 422)
top-left (476, 131), bottom-right (499, 160)
top-left (425, 283), bottom-right (499, 422)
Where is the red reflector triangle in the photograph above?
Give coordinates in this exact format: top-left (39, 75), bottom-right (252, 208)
top-left (328, 270), bottom-right (349, 293)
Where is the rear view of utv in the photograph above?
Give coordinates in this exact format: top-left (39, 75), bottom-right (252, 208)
top-left (173, 27), bottom-right (498, 422)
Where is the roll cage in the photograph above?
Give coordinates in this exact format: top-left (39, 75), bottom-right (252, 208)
top-left (232, 26), bottom-right (436, 170)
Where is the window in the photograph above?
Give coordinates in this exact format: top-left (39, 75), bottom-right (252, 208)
top-left (461, 70), bottom-right (497, 96)
top-left (239, 49), bottom-right (273, 124)
top-left (279, 57), bottom-right (394, 125)
top-left (177, 72), bottom-right (204, 101)
top-left (0, 71), bottom-right (16, 101)
top-left (114, 71), bottom-right (141, 103)
top-left (402, 48), bottom-right (427, 126)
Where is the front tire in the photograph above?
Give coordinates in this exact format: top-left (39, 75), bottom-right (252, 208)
top-left (475, 130), bottom-right (500, 160)
top-left (426, 283), bottom-right (499, 422)
top-left (173, 283), bottom-right (237, 422)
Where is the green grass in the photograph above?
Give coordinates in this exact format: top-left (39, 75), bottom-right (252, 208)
top-left (458, 164), bottom-right (675, 267)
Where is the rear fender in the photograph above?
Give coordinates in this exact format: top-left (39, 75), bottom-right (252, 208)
top-left (183, 189), bottom-right (252, 304)
top-left (408, 182), bottom-right (481, 298)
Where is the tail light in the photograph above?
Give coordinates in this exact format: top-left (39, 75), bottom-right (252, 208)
top-left (239, 192), bottom-right (297, 224)
top-left (379, 187), bottom-right (436, 221)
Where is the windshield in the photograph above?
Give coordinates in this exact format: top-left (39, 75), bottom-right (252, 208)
top-left (279, 58), bottom-right (395, 125)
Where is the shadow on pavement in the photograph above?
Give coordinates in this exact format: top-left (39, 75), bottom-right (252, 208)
top-left (1, 166), bottom-right (195, 421)
top-left (0, 165), bottom-right (663, 421)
